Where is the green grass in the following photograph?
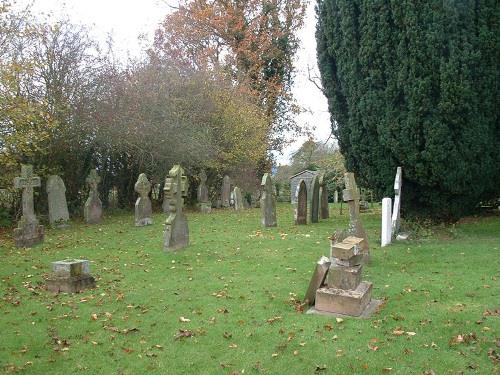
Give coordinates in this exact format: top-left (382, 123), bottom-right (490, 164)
top-left (0, 204), bottom-right (498, 374)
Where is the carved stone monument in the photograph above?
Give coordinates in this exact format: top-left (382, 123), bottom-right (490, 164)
top-left (47, 175), bottom-right (70, 228)
top-left (134, 173), bottom-right (153, 226)
top-left (84, 169), bottom-right (102, 224)
top-left (260, 173), bottom-right (277, 227)
top-left (319, 174), bottom-right (329, 219)
top-left (198, 170), bottom-right (211, 213)
top-left (392, 167), bottom-right (402, 235)
top-left (342, 173), bottom-right (369, 262)
top-left (310, 175), bottom-right (320, 223)
top-left (164, 165), bottom-right (189, 251)
top-left (233, 186), bottom-right (244, 211)
top-left (221, 175), bottom-right (231, 208)
top-left (46, 259), bottom-right (95, 293)
top-left (13, 165), bottom-right (44, 247)
top-left (294, 180), bottom-right (307, 225)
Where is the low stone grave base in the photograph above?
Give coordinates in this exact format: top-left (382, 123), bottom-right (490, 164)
top-left (315, 282), bottom-right (373, 316)
top-left (47, 275), bottom-right (96, 293)
top-left (307, 298), bottom-right (384, 319)
top-left (14, 224), bottom-right (44, 248)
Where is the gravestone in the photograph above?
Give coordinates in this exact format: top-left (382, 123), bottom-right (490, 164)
top-left (333, 190), bottom-right (338, 204)
top-left (134, 173), bottom-right (153, 226)
top-left (294, 179), bottom-right (307, 225)
top-left (342, 173), bottom-right (370, 262)
top-left (84, 169), bottom-right (102, 224)
top-left (233, 186), bottom-right (244, 211)
top-left (260, 173), bottom-right (277, 227)
top-left (13, 165), bottom-right (44, 247)
top-left (47, 175), bottom-right (70, 228)
top-left (319, 174), bottom-right (329, 219)
top-left (46, 259), bottom-right (95, 293)
top-left (289, 170), bottom-right (319, 204)
top-left (391, 167), bottom-right (402, 235)
top-left (221, 175), bottom-right (231, 208)
top-left (164, 165), bottom-right (189, 251)
top-left (198, 170), bottom-right (211, 213)
top-left (304, 256), bottom-right (331, 305)
top-left (310, 175), bottom-right (320, 223)
top-left (381, 198), bottom-right (392, 247)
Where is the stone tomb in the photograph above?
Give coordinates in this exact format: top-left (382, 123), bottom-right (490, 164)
top-left (260, 173), bottom-right (277, 227)
top-left (310, 174), bottom-right (320, 223)
top-left (13, 165), bottom-right (44, 247)
top-left (47, 175), bottom-right (70, 228)
top-left (46, 259), bottom-right (96, 293)
top-left (134, 173), bottom-right (153, 226)
top-left (319, 174), bottom-right (329, 219)
top-left (305, 236), bottom-right (381, 317)
top-left (164, 165), bottom-right (189, 251)
top-left (294, 180), bottom-right (307, 225)
top-left (84, 169), bottom-right (102, 224)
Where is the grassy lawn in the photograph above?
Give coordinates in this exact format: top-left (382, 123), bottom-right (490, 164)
top-left (0, 203), bottom-right (498, 374)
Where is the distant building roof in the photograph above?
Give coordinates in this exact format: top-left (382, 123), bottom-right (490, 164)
top-left (289, 170), bottom-right (319, 180)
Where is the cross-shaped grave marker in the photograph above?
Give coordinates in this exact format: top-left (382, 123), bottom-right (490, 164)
top-left (164, 165), bottom-right (189, 251)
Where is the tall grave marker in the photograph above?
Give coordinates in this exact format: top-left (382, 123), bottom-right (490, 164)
top-left (134, 173), bottom-right (153, 226)
top-left (221, 175), bottom-right (231, 208)
top-left (47, 175), bottom-right (70, 228)
top-left (391, 167), bottom-right (402, 235)
top-left (13, 165), bottom-right (44, 247)
top-left (233, 186), bottom-right (244, 211)
top-left (198, 170), bottom-right (211, 213)
top-left (294, 180), bottom-right (307, 225)
top-left (260, 173), bottom-right (277, 227)
top-left (319, 174), bottom-right (329, 219)
top-left (310, 175), bottom-right (320, 223)
top-left (381, 197), bottom-right (392, 247)
top-left (84, 169), bottom-right (102, 224)
top-left (164, 165), bottom-right (189, 251)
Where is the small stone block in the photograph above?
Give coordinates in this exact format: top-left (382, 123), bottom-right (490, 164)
top-left (52, 259), bottom-right (90, 277)
top-left (47, 275), bottom-right (96, 293)
top-left (342, 236), bottom-right (366, 248)
top-left (303, 256), bottom-right (331, 305)
top-left (333, 254), bottom-right (364, 267)
top-left (315, 282), bottom-right (373, 316)
top-left (330, 242), bottom-right (359, 260)
top-left (326, 263), bottom-right (362, 290)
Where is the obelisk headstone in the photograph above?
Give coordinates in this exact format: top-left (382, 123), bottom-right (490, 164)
top-left (294, 180), bottom-right (307, 225)
top-left (310, 175), bottom-right (320, 223)
top-left (198, 170), bottom-right (211, 213)
top-left (13, 165), bottom-right (44, 247)
top-left (134, 173), bottom-right (153, 226)
top-left (164, 165), bottom-right (189, 251)
top-left (343, 172), bottom-right (369, 261)
top-left (260, 173), bottom-right (277, 227)
top-left (319, 174), bottom-right (329, 219)
top-left (233, 186), bottom-right (244, 211)
top-left (381, 197), bottom-right (392, 247)
top-left (47, 175), bottom-right (70, 228)
top-left (84, 169), bottom-right (102, 224)
top-left (391, 167), bottom-right (402, 235)
top-left (221, 175), bottom-right (231, 208)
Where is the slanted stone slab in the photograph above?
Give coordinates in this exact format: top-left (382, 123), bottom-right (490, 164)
top-left (315, 282), bottom-right (373, 317)
top-left (13, 165), bottom-right (44, 247)
top-left (326, 262), bottom-right (362, 290)
top-left (134, 173), bottom-right (153, 226)
top-left (294, 180), bottom-right (307, 225)
top-left (303, 256), bottom-right (331, 305)
top-left (260, 173), bottom-right (277, 227)
top-left (319, 174), bottom-right (329, 219)
top-left (47, 259), bottom-right (95, 293)
top-left (84, 169), bottom-right (102, 224)
top-left (391, 167), bottom-right (403, 235)
top-left (164, 165), bottom-right (189, 252)
top-left (381, 197), bottom-right (392, 247)
top-left (310, 175), bottom-right (320, 223)
top-left (47, 175), bottom-right (70, 228)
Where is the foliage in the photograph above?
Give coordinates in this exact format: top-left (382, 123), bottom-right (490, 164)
top-left (316, 0), bottom-right (500, 220)
top-left (151, 0), bottom-right (307, 151)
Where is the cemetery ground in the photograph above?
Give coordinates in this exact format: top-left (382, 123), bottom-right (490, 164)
top-left (1, 204), bottom-right (499, 375)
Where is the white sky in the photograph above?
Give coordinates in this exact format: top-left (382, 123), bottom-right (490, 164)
top-left (17, 0), bottom-right (332, 164)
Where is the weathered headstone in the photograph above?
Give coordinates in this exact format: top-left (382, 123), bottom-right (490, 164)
top-left (294, 179), bottom-right (307, 225)
top-left (84, 169), bottom-right (102, 224)
top-left (164, 165), bottom-right (189, 251)
top-left (260, 173), bottom-right (277, 227)
top-left (221, 175), bottom-right (231, 208)
top-left (381, 197), bottom-right (392, 247)
top-left (13, 165), bottom-right (44, 247)
top-left (47, 175), bottom-right (70, 228)
top-left (304, 256), bottom-right (331, 305)
top-left (233, 186), bottom-right (244, 211)
top-left (198, 170), bottom-right (211, 213)
top-left (333, 190), bottom-right (338, 204)
top-left (310, 175), bottom-right (320, 223)
top-left (46, 259), bottom-right (95, 293)
top-left (391, 167), bottom-right (402, 235)
top-left (134, 173), bottom-right (153, 226)
top-left (343, 172), bottom-right (370, 261)
top-left (319, 174), bottom-right (329, 219)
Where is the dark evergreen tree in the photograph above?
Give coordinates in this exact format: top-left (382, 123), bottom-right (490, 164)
top-left (316, 0), bottom-right (499, 219)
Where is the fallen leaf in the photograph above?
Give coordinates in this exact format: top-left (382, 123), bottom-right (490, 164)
top-left (179, 316), bottom-right (191, 323)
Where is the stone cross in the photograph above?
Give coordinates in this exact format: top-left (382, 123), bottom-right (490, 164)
top-left (342, 172), bottom-right (369, 259)
top-left (164, 165), bottom-right (189, 251)
top-left (391, 167), bottom-right (402, 235)
top-left (134, 173), bottom-right (153, 226)
top-left (86, 169), bottom-right (101, 195)
top-left (260, 173), bottom-right (277, 227)
top-left (14, 165), bottom-right (41, 222)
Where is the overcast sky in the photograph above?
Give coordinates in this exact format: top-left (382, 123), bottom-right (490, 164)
top-left (17, 0), bottom-right (332, 164)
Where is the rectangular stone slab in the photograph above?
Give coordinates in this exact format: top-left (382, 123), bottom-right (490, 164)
top-left (330, 242), bottom-right (359, 260)
top-left (315, 282), bottom-right (373, 316)
top-left (326, 263), bottom-right (362, 290)
top-left (47, 275), bottom-right (96, 293)
top-left (333, 253), bottom-right (364, 267)
top-left (52, 259), bottom-right (90, 277)
top-left (303, 256), bottom-right (331, 305)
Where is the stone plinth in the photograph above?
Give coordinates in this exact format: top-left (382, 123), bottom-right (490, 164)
top-left (326, 262), bottom-right (362, 290)
top-left (46, 259), bottom-right (95, 293)
top-left (315, 282), bottom-right (373, 316)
